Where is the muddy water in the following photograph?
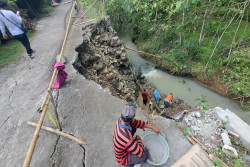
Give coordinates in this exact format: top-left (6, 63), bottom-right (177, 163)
top-left (122, 36), bottom-right (250, 124)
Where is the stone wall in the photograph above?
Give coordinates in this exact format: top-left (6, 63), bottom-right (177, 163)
top-left (73, 17), bottom-right (139, 102)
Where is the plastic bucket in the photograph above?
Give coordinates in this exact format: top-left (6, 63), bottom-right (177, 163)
top-left (142, 132), bottom-right (170, 166)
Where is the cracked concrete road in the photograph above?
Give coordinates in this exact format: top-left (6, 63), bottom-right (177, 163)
top-left (0, 1), bottom-right (74, 166)
top-left (0, 1), bottom-right (192, 166)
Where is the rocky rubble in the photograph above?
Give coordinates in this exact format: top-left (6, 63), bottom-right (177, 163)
top-left (73, 17), bottom-right (139, 101)
top-left (178, 108), bottom-right (250, 166)
top-left (180, 109), bottom-right (224, 150)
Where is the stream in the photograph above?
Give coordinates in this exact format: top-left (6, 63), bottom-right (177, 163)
top-left (121, 36), bottom-right (250, 124)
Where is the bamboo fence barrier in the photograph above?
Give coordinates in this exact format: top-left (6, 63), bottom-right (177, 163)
top-left (27, 122), bottom-right (86, 145)
top-left (74, 19), bottom-right (96, 26)
top-left (73, 0), bottom-right (97, 25)
top-left (23, 1), bottom-right (76, 167)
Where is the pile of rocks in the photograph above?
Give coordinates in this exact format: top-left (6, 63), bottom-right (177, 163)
top-left (73, 17), bottom-right (139, 101)
top-left (179, 108), bottom-right (246, 160)
top-left (180, 109), bottom-right (224, 150)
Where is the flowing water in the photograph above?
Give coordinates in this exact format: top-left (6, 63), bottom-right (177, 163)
top-left (121, 36), bottom-right (250, 124)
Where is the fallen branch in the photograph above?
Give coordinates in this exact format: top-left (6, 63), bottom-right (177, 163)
top-left (232, 95), bottom-right (249, 100)
top-left (228, 131), bottom-right (239, 138)
top-left (27, 121), bottom-right (86, 145)
top-left (74, 19), bottom-right (96, 26)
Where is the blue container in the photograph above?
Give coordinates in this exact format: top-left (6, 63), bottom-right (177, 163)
top-left (142, 132), bottom-right (170, 166)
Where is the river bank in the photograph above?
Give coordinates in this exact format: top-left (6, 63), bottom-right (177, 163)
top-left (135, 42), bottom-right (249, 110)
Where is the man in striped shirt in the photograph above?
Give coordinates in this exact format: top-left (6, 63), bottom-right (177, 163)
top-left (113, 103), bottom-right (160, 167)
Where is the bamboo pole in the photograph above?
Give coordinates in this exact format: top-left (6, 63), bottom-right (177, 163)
top-left (27, 122), bottom-right (86, 145)
top-left (23, 2), bottom-right (76, 167)
top-left (124, 47), bottom-right (162, 59)
top-left (73, 0), bottom-right (97, 25)
top-left (49, 92), bottom-right (62, 131)
top-left (74, 19), bottom-right (96, 26)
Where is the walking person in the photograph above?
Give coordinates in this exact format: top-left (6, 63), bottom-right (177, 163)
top-left (0, 1), bottom-right (35, 58)
top-left (141, 89), bottom-right (148, 106)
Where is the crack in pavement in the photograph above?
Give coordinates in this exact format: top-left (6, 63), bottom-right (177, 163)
top-left (50, 136), bottom-right (61, 158)
top-left (0, 116), bottom-right (10, 129)
top-left (79, 145), bottom-right (86, 167)
top-left (8, 81), bottom-right (17, 109)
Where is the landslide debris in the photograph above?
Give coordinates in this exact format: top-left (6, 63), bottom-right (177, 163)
top-left (73, 17), bottom-right (139, 102)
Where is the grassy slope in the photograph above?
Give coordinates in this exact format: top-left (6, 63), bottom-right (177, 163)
top-left (137, 19), bottom-right (249, 106)
top-left (78, 0), bottom-right (105, 19)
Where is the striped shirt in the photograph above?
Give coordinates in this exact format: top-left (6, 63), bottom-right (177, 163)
top-left (113, 118), bottom-right (147, 166)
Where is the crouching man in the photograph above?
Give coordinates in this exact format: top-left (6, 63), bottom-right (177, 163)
top-left (113, 103), bottom-right (160, 167)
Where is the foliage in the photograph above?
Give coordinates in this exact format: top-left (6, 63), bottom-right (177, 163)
top-left (183, 127), bottom-right (190, 136)
top-left (195, 94), bottom-right (209, 110)
top-left (105, 0), bottom-right (250, 104)
top-left (221, 120), bottom-right (230, 125)
top-left (7, 0), bottom-right (53, 18)
top-left (233, 158), bottom-right (242, 167)
top-left (212, 158), bottom-right (222, 167)
top-left (79, 0), bottom-right (105, 19)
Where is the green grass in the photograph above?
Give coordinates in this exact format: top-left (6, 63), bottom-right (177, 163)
top-left (79, 0), bottom-right (105, 20)
top-left (37, 6), bottom-right (54, 18)
top-left (0, 32), bottom-right (35, 67)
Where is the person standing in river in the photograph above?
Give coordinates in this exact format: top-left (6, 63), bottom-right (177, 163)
top-left (153, 88), bottom-right (161, 105)
top-left (141, 89), bottom-right (148, 106)
top-left (0, 1), bottom-right (35, 58)
top-left (164, 93), bottom-right (173, 108)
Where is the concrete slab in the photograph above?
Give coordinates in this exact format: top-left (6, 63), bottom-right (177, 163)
top-left (215, 107), bottom-right (250, 151)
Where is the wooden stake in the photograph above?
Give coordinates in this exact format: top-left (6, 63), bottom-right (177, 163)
top-left (74, 19), bottom-right (96, 26)
top-left (49, 92), bottom-right (62, 131)
top-left (186, 136), bottom-right (196, 145)
top-left (124, 47), bottom-right (162, 59)
top-left (228, 131), bottom-right (239, 138)
top-left (27, 122), bottom-right (86, 145)
top-left (73, 0), bottom-right (97, 25)
top-left (23, 2), bottom-right (76, 167)
top-left (191, 136), bottom-right (210, 153)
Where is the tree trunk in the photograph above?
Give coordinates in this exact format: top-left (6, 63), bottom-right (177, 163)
top-left (180, 9), bottom-right (185, 46)
top-left (199, 8), bottom-right (208, 45)
top-left (227, 1), bottom-right (249, 66)
top-left (204, 11), bottom-right (239, 72)
top-left (200, 0), bottom-right (217, 45)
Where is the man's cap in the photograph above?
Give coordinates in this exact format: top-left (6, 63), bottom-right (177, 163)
top-left (121, 102), bottom-right (136, 119)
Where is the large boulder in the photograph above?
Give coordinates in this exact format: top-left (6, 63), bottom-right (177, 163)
top-left (215, 107), bottom-right (250, 151)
